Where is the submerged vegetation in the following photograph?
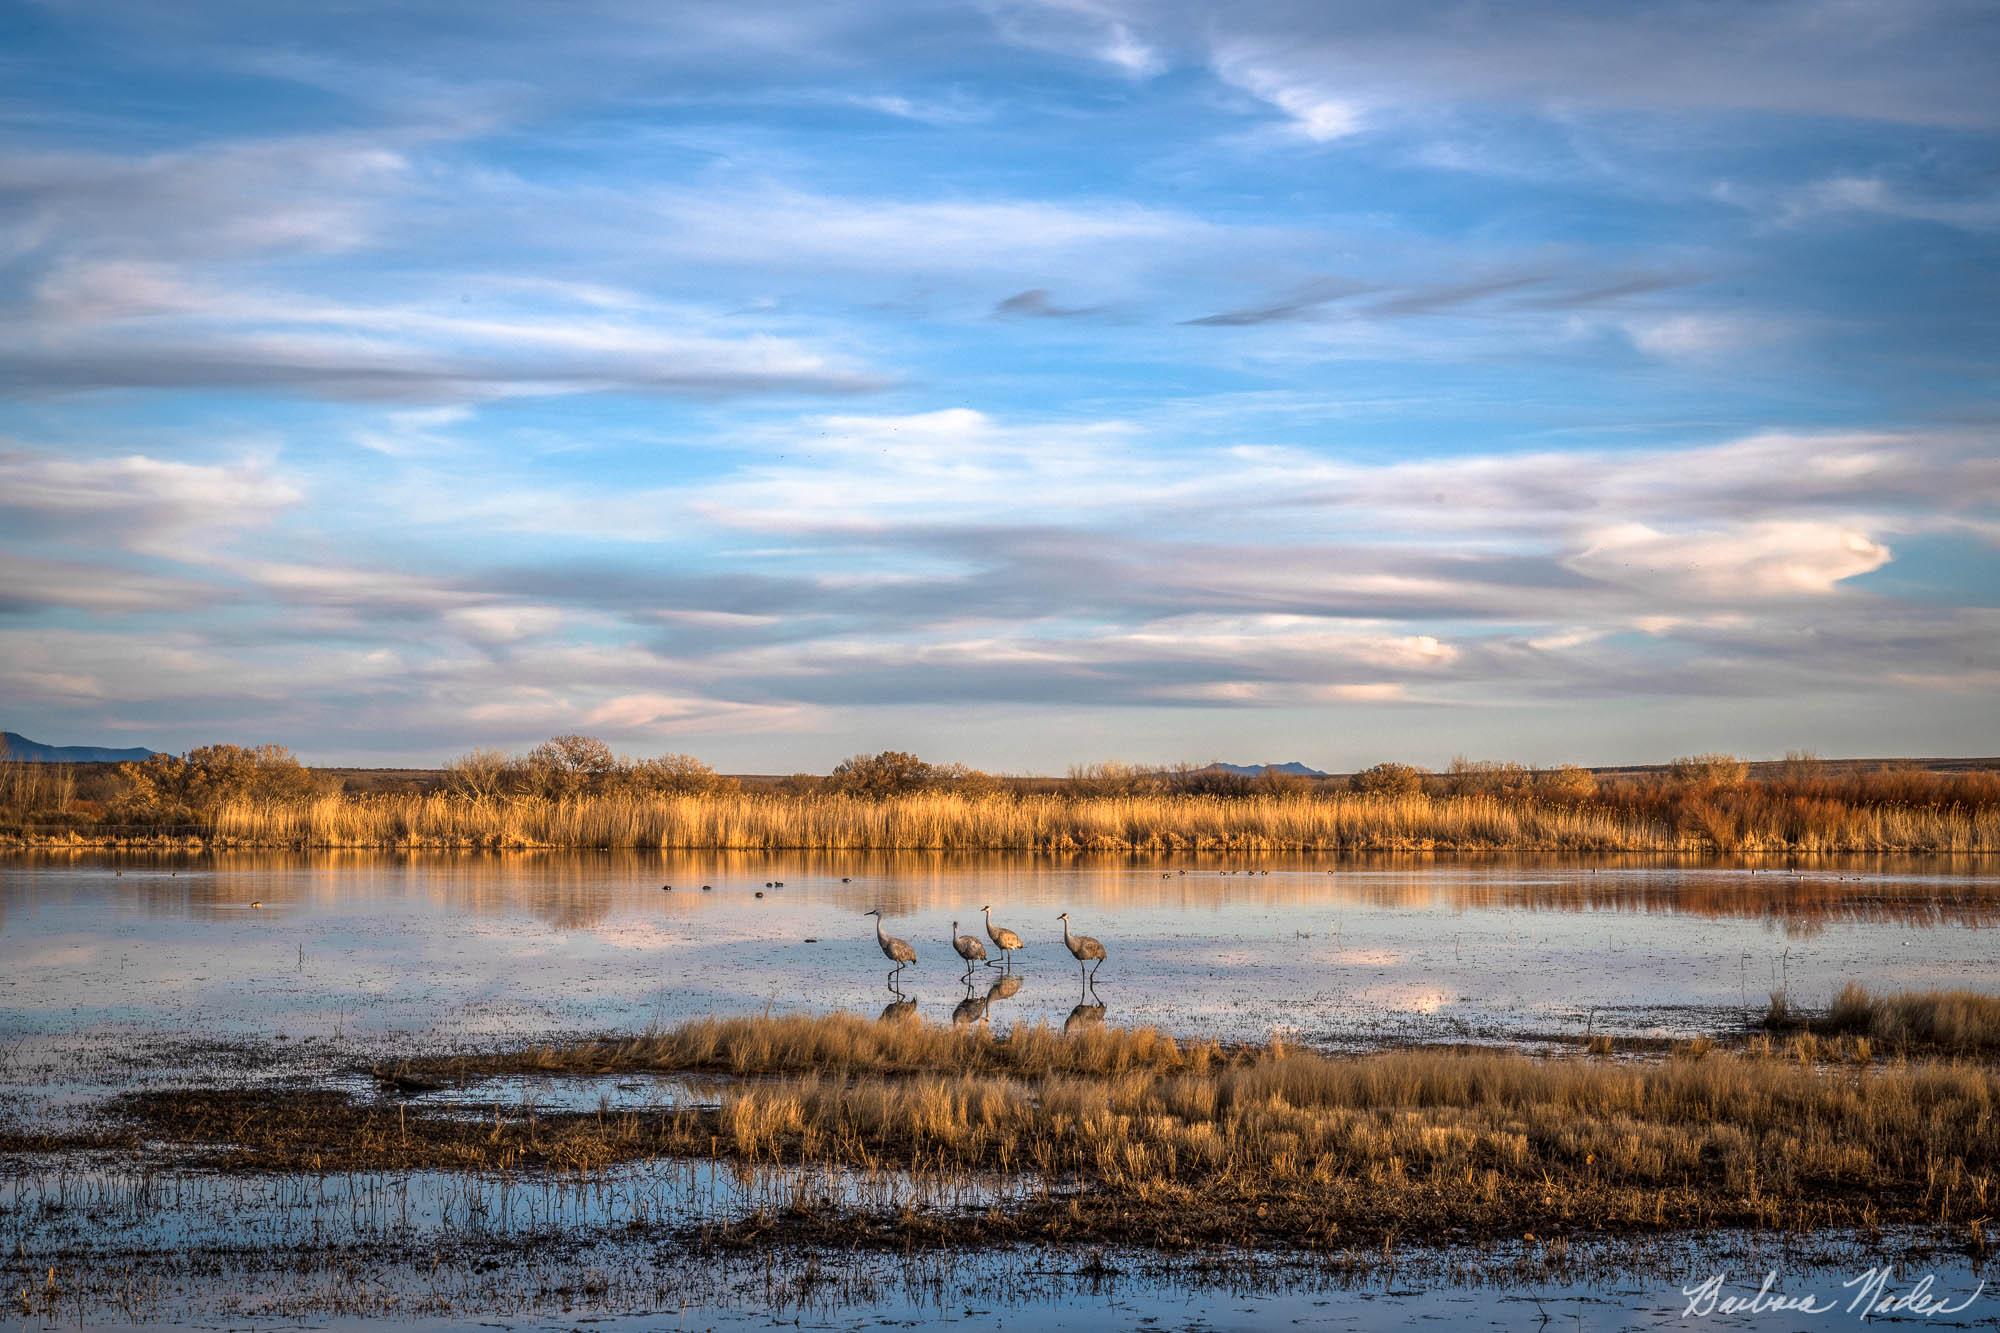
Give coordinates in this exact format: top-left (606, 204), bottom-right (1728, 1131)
top-left (3, 739), bottom-right (1997, 851)
top-left (51, 1007), bottom-right (2000, 1254)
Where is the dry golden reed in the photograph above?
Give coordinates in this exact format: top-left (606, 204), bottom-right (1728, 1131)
top-left (119, 1010), bottom-right (2000, 1249)
top-left (165, 788), bottom-right (2000, 851)
top-left (1810, 983), bottom-right (2000, 1054)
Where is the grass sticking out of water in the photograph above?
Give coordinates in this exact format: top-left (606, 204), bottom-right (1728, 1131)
top-left (82, 1009), bottom-right (2000, 1252)
top-left (1766, 983), bottom-right (2000, 1055)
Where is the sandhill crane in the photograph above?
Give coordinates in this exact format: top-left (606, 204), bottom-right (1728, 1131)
top-left (866, 908), bottom-right (916, 989)
top-left (951, 920), bottom-right (988, 978)
top-left (981, 905), bottom-right (1024, 969)
top-left (1057, 911), bottom-right (1107, 983)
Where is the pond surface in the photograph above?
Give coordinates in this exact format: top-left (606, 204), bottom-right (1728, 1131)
top-left (3, 851), bottom-right (1995, 1068)
top-left (4, 851), bottom-right (1998, 1329)
top-left (4, 1209), bottom-right (1993, 1332)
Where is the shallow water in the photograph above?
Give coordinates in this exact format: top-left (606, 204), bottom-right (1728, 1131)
top-left (5, 1210), bottom-right (1993, 1331)
top-left (3, 851), bottom-right (1996, 1069)
top-left (0, 1155), bottom-right (1002, 1254)
top-left (3, 852), bottom-right (1997, 1328)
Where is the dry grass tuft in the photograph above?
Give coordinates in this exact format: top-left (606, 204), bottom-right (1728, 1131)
top-left (1816, 983), bottom-right (2000, 1054)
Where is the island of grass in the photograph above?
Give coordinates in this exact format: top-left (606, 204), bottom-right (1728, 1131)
top-left (33, 990), bottom-right (1999, 1258)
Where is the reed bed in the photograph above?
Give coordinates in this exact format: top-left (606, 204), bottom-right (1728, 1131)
top-left (144, 789), bottom-right (2000, 850)
top-left (1769, 983), bottom-right (2000, 1055)
top-left (105, 1011), bottom-right (2000, 1250)
top-left (441, 1010), bottom-right (1217, 1079)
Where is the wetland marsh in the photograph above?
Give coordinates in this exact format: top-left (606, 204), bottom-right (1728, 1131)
top-left (3, 851), bottom-right (1996, 1329)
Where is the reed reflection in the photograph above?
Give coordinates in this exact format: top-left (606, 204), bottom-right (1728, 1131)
top-left (7, 848), bottom-right (1996, 930)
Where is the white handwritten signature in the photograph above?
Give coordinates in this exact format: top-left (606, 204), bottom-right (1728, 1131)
top-left (1682, 1267), bottom-right (1985, 1321)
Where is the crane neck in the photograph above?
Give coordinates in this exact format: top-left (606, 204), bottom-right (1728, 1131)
top-left (1061, 917), bottom-right (1073, 945)
top-left (874, 914), bottom-right (886, 944)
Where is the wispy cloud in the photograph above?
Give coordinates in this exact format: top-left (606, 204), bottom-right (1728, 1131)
top-left (993, 289), bottom-right (1105, 319)
top-left (1, 0), bottom-right (1994, 765)
top-left (1183, 277), bottom-right (1371, 326)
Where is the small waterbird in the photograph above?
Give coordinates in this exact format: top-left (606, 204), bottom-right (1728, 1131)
top-left (981, 905), bottom-right (1024, 969)
top-left (951, 920), bottom-right (988, 977)
top-left (867, 908), bottom-right (916, 987)
top-left (1058, 911), bottom-right (1107, 983)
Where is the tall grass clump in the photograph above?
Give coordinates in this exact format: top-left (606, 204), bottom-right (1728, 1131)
top-left (1818, 983), bottom-right (2000, 1054)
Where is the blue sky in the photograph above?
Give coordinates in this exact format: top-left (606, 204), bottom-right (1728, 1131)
top-left (2, 0), bottom-right (1996, 770)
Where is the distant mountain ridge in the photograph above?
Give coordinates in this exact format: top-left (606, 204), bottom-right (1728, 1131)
top-left (1, 731), bottom-right (159, 764)
top-left (1203, 761), bottom-right (1329, 778)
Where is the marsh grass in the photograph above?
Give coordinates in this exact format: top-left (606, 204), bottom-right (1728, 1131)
top-left (97, 788), bottom-right (2000, 850)
top-left (1768, 983), bottom-right (2000, 1055)
top-left (436, 1010), bottom-right (1215, 1079)
top-left (97, 1011), bottom-right (2000, 1251)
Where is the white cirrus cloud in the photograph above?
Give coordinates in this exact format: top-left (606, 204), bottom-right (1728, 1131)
top-left (1212, 49), bottom-right (1365, 142)
top-left (1564, 521), bottom-right (1891, 600)
top-left (583, 692), bottom-right (812, 734)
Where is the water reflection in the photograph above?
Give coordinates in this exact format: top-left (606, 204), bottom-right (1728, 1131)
top-left (9, 847), bottom-right (1998, 930)
top-left (951, 986), bottom-right (990, 1026)
top-left (1065, 1000), bottom-right (1107, 1033)
top-left (2, 850), bottom-right (1996, 1067)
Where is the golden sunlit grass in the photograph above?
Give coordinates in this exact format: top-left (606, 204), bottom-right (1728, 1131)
top-left (442, 1010), bottom-right (1217, 1079)
top-left (1766, 983), bottom-right (2000, 1055)
top-left (7, 746), bottom-right (1997, 851)
top-left (123, 788), bottom-right (2000, 850)
top-left (104, 1009), bottom-right (2000, 1251)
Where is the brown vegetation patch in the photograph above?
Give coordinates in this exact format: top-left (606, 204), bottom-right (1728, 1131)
top-left (8, 742), bottom-right (2000, 850)
top-left (1767, 983), bottom-right (2000, 1056)
top-left (79, 1012), bottom-right (2000, 1252)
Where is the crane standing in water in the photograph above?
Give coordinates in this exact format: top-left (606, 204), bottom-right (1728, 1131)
top-left (980, 904), bottom-right (1024, 970)
top-left (950, 920), bottom-right (988, 978)
top-left (866, 908), bottom-right (916, 989)
top-left (1057, 911), bottom-right (1107, 984)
